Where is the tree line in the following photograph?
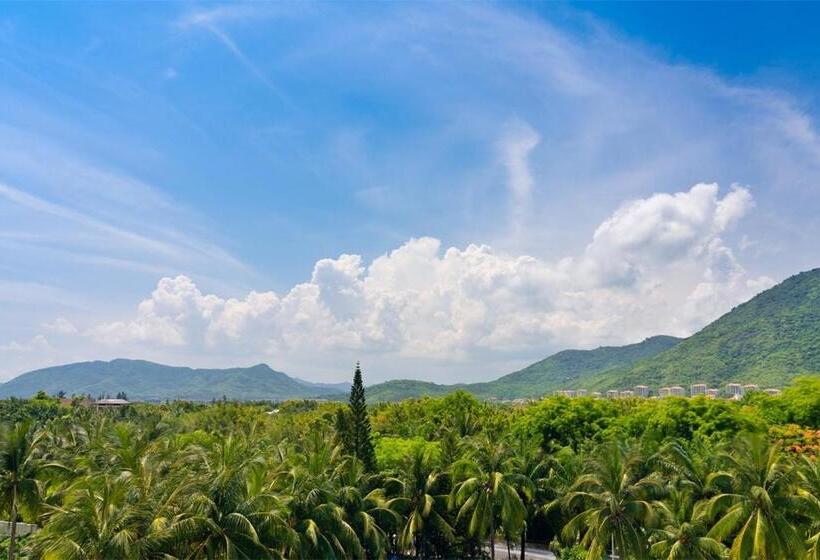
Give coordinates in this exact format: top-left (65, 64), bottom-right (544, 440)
top-left (0, 370), bottom-right (817, 559)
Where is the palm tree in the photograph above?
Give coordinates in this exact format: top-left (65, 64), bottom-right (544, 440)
top-left (275, 428), bottom-right (368, 559)
top-left (0, 422), bottom-right (49, 560)
top-left (450, 437), bottom-right (526, 560)
top-left (562, 439), bottom-right (663, 560)
top-left (335, 457), bottom-right (399, 559)
top-left (507, 437), bottom-right (547, 560)
top-left (798, 456), bottom-right (820, 559)
top-left (388, 447), bottom-right (454, 557)
top-left (652, 441), bottom-right (730, 502)
top-left (650, 488), bottom-right (727, 560)
top-left (706, 432), bottom-right (808, 560)
top-left (164, 435), bottom-right (292, 559)
top-left (33, 475), bottom-right (155, 559)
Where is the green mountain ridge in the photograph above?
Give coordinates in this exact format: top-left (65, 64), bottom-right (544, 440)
top-left (587, 268), bottom-right (820, 390)
top-left (364, 335), bottom-right (682, 401)
top-left (0, 359), bottom-right (348, 401)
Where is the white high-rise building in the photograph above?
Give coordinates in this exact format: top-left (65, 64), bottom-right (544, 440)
top-left (690, 384), bottom-right (707, 397)
top-left (726, 383), bottom-right (743, 399)
top-left (634, 385), bottom-right (649, 398)
top-left (670, 386), bottom-right (685, 397)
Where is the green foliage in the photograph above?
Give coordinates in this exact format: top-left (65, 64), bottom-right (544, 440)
top-left (0, 379), bottom-right (815, 560)
top-left (557, 544), bottom-right (587, 560)
top-left (375, 436), bottom-right (440, 471)
top-left (342, 363), bottom-right (377, 472)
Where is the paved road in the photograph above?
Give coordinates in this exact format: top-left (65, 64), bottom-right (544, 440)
top-left (486, 541), bottom-right (556, 560)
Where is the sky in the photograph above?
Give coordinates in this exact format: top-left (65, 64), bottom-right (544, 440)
top-left (1, 2), bottom-right (819, 383)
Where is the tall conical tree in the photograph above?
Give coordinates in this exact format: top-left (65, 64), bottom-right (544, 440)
top-left (347, 362), bottom-right (377, 472)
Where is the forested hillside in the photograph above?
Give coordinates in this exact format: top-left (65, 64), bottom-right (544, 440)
top-left (596, 268), bottom-right (820, 390)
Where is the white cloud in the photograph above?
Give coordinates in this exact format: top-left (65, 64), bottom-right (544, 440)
top-left (80, 183), bottom-right (771, 382)
top-left (0, 334), bottom-right (51, 353)
top-left (42, 317), bottom-right (78, 334)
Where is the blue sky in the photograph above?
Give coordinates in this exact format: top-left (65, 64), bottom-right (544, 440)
top-left (1, 2), bottom-right (819, 383)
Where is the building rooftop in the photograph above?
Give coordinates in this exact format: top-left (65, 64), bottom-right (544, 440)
top-left (94, 398), bottom-right (130, 406)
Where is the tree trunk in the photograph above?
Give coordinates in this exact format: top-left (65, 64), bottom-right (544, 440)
top-left (519, 525), bottom-right (526, 560)
top-left (489, 510), bottom-right (495, 560)
top-left (8, 484), bottom-right (17, 560)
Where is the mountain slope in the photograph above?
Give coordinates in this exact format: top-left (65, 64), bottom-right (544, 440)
top-left (473, 335), bottom-right (682, 398)
top-left (365, 335), bottom-right (682, 401)
top-left (590, 268), bottom-right (820, 390)
top-left (0, 359), bottom-right (347, 401)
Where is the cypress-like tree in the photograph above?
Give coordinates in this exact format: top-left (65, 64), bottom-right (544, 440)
top-left (346, 362), bottom-right (377, 471)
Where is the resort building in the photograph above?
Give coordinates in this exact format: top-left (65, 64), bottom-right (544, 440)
top-left (669, 386), bottom-right (685, 397)
top-left (658, 387), bottom-right (671, 398)
top-left (726, 383), bottom-right (743, 399)
top-left (764, 388), bottom-right (782, 396)
top-left (606, 389), bottom-right (619, 399)
top-left (634, 385), bottom-right (649, 398)
top-left (706, 388), bottom-right (720, 398)
top-left (743, 384), bottom-right (760, 393)
top-left (576, 389), bottom-right (588, 397)
top-left (620, 390), bottom-right (634, 398)
top-left (591, 391), bottom-right (603, 398)
top-left (94, 398), bottom-right (131, 409)
top-left (690, 383), bottom-right (707, 397)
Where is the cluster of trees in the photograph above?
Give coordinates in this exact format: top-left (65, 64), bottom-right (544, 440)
top-left (0, 372), bottom-right (817, 559)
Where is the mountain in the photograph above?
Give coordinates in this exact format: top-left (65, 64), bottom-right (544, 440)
top-left (365, 335), bottom-right (682, 401)
top-left (0, 359), bottom-right (347, 401)
top-left (590, 268), bottom-right (820, 390)
top-left (366, 268), bottom-right (820, 400)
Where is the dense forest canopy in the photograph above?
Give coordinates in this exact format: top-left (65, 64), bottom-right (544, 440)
top-left (0, 376), bottom-right (817, 559)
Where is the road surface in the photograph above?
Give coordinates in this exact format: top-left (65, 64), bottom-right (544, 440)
top-left (487, 541), bottom-right (557, 560)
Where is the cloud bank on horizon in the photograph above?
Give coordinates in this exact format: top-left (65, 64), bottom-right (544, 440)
top-left (1, 3), bottom-right (819, 382)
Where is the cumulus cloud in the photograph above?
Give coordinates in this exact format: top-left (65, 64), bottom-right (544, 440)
top-left (83, 183), bottom-right (771, 380)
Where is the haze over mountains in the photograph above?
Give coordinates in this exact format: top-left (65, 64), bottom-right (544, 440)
top-left (1, 268), bottom-right (819, 401)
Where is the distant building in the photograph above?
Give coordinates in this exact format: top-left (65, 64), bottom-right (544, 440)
top-left (633, 385), bottom-right (649, 398)
top-left (606, 390), bottom-right (619, 399)
top-left (706, 388), bottom-right (720, 398)
top-left (576, 389), bottom-right (588, 397)
top-left (669, 386), bottom-right (685, 397)
top-left (94, 398), bottom-right (130, 409)
top-left (620, 390), bottom-right (634, 398)
top-left (764, 388), bottom-right (782, 396)
top-left (591, 391), bottom-right (603, 398)
top-left (658, 387), bottom-right (671, 398)
top-left (726, 383), bottom-right (743, 399)
top-left (743, 384), bottom-right (759, 393)
top-left (690, 384), bottom-right (707, 397)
